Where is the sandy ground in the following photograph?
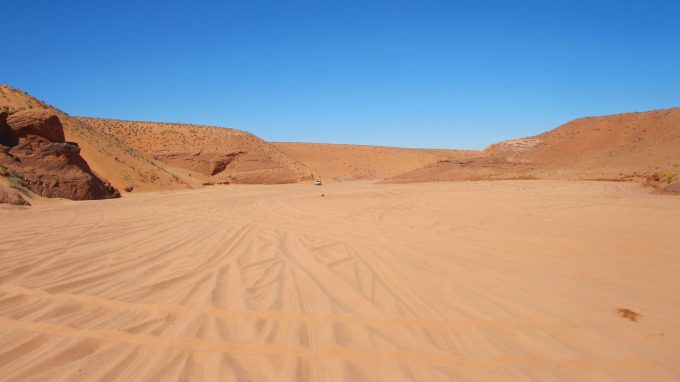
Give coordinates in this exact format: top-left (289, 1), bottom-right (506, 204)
top-left (1, 181), bottom-right (679, 381)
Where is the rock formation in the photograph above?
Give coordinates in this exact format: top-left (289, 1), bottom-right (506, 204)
top-left (0, 109), bottom-right (120, 202)
top-left (151, 149), bottom-right (244, 176)
top-left (0, 183), bottom-right (30, 206)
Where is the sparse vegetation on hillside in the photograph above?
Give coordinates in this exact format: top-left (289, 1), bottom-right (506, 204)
top-left (0, 164), bottom-right (29, 194)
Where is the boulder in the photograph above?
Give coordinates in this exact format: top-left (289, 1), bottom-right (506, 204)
top-left (660, 182), bottom-right (680, 195)
top-left (5, 109), bottom-right (65, 143)
top-left (0, 110), bottom-right (120, 202)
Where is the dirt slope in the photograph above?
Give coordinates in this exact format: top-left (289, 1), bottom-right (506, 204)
top-left (80, 118), bottom-right (313, 185)
top-left (273, 142), bottom-right (478, 181)
top-left (488, 107), bottom-right (680, 178)
top-left (388, 108), bottom-right (680, 186)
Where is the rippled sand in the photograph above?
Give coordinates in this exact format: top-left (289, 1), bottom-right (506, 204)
top-left (1, 181), bottom-right (679, 381)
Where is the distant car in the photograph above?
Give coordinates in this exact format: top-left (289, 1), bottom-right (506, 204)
top-left (314, 180), bottom-right (322, 186)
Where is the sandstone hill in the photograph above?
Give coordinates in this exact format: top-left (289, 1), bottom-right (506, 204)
top-left (79, 118), bottom-right (313, 185)
top-left (2, 84), bottom-right (678, 204)
top-left (387, 108), bottom-right (680, 190)
top-left (273, 142), bottom-right (478, 181)
top-left (0, 85), bottom-right (313, 205)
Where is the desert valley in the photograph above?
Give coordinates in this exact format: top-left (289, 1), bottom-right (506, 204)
top-left (1, 85), bottom-right (680, 381)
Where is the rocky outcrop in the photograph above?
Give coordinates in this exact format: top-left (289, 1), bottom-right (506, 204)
top-left (0, 183), bottom-right (30, 206)
top-left (150, 147), bottom-right (305, 184)
top-left (5, 109), bottom-right (66, 143)
top-left (151, 149), bottom-right (244, 176)
top-left (484, 137), bottom-right (541, 155)
top-left (78, 117), bottom-right (315, 185)
top-left (0, 109), bottom-right (120, 202)
top-left (658, 182), bottom-right (680, 195)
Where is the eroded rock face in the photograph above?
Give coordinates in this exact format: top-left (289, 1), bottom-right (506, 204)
top-left (5, 109), bottom-right (66, 144)
top-left (0, 183), bottom-right (30, 206)
top-left (0, 109), bottom-right (120, 202)
top-left (151, 149), bottom-right (244, 176)
top-left (660, 182), bottom-right (680, 195)
top-left (484, 137), bottom-right (542, 155)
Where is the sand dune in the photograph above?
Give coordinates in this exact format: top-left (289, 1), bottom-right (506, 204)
top-left (1, 181), bottom-right (679, 381)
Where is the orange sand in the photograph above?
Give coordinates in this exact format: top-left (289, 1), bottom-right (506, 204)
top-left (1, 180), bottom-right (679, 381)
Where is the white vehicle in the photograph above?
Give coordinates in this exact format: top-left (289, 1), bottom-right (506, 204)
top-left (314, 180), bottom-right (322, 186)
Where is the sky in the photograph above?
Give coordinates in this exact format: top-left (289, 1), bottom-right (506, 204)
top-left (2, 0), bottom-right (680, 149)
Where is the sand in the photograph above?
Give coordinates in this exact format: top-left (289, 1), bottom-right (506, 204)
top-left (1, 180), bottom-right (679, 381)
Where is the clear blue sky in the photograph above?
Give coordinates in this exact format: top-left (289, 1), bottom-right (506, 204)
top-left (3, 0), bottom-right (679, 149)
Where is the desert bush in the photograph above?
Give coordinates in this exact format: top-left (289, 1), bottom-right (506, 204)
top-left (0, 165), bottom-right (29, 194)
top-left (664, 172), bottom-right (677, 184)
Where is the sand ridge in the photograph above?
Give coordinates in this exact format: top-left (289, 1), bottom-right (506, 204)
top-left (1, 181), bottom-right (679, 380)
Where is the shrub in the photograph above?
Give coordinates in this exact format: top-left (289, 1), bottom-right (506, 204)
top-left (0, 165), bottom-right (29, 194)
top-left (664, 172), bottom-right (677, 184)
